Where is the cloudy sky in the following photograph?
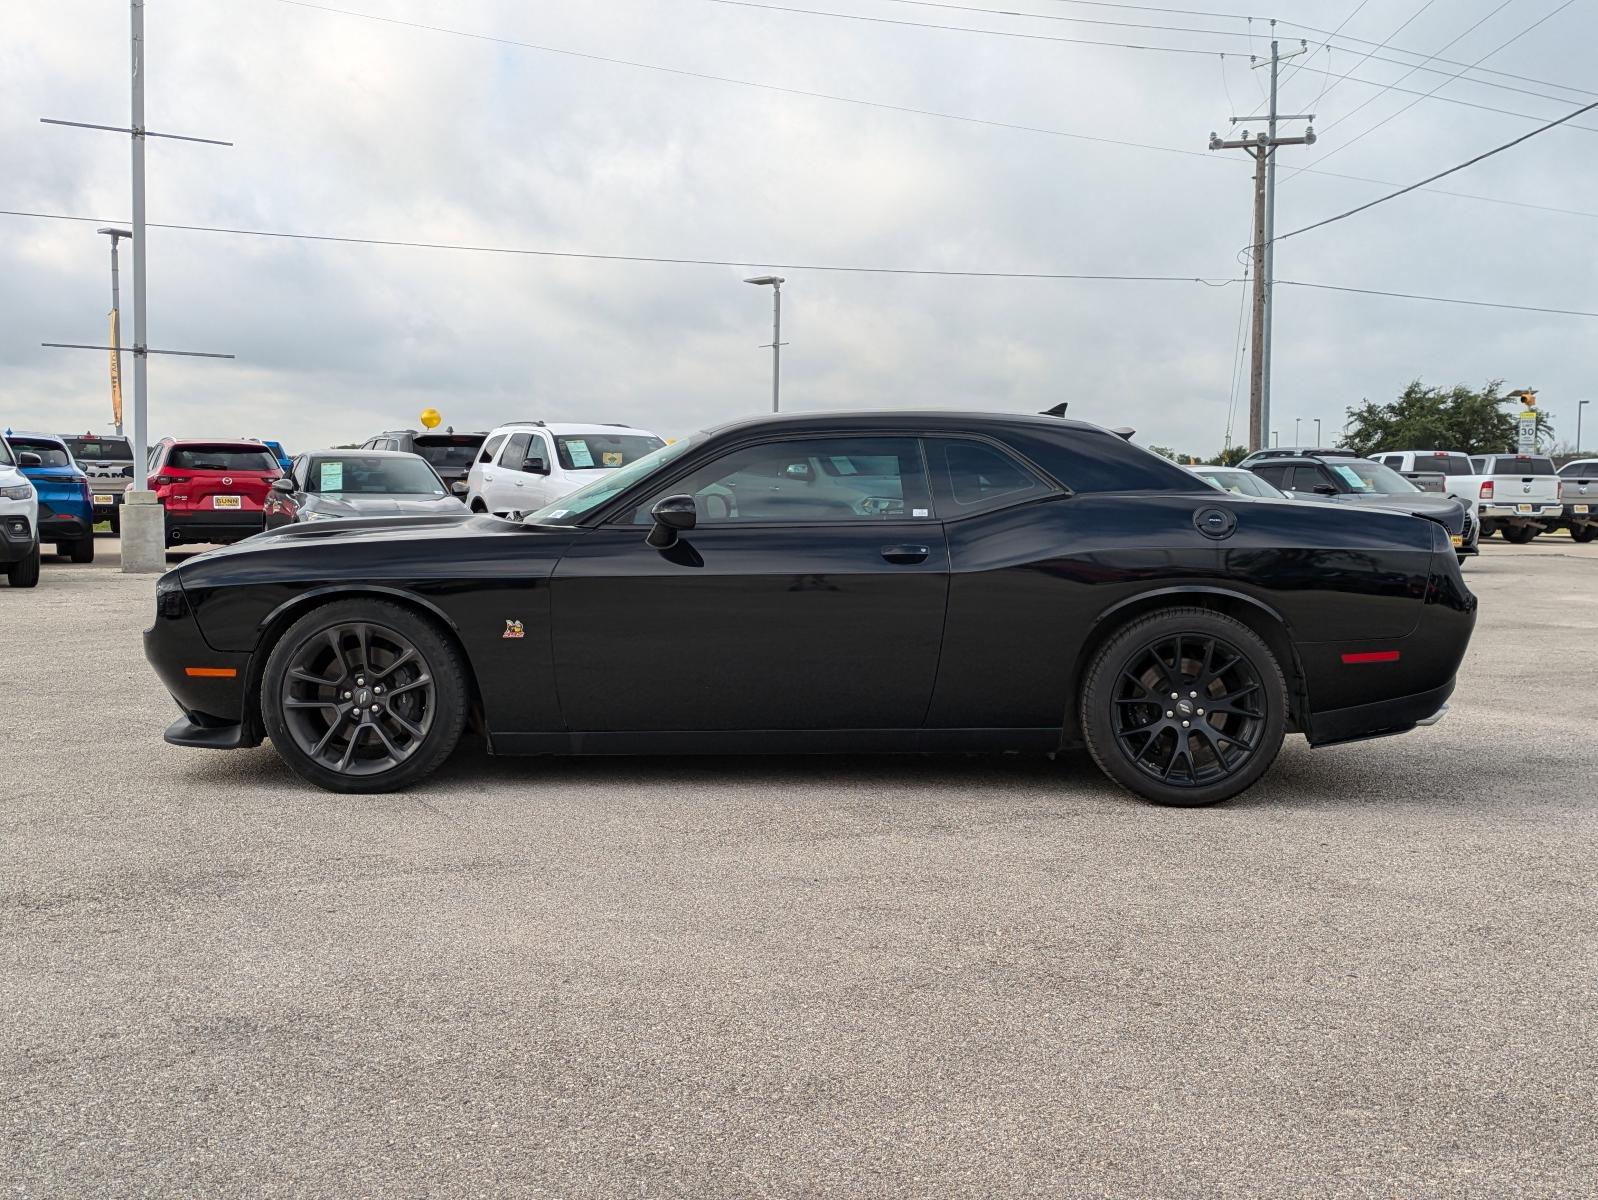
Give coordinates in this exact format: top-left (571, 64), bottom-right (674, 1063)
top-left (4, 0), bottom-right (1596, 455)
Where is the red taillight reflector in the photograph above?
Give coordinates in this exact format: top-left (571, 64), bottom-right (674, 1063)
top-left (1341, 651), bottom-right (1401, 665)
top-left (184, 667), bottom-right (238, 678)
top-left (1480, 481), bottom-right (1494, 499)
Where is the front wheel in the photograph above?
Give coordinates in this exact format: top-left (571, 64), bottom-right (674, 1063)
top-left (5, 543), bottom-right (40, 588)
top-left (260, 599), bottom-right (469, 793)
top-left (1080, 608), bottom-right (1288, 807)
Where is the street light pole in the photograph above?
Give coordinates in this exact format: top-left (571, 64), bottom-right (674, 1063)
top-left (1579, 400), bottom-right (1590, 453)
top-left (1314, 417), bottom-right (1322, 445)
top-left (98, 227), bottom-right (132, 436)
top-left (744, 275), bottom-right (787, 412)
top-left (1272, 430), bottom-right (1280, 448)
top-left (1294, 417), bottom-right (1301, 445)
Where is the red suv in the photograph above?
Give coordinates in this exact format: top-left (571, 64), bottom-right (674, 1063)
top-left (145, 439), bottom-right (283, 547)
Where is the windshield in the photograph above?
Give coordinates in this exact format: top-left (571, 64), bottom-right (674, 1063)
top-left (8, 438), bottom-right (72, 468)
top-left (525, 436), bottom-right (697, 525)
top-left (307, 456), bottom-right (446, 496)
top-left (414, 436), bottom-right (484, 469)
top-left (1194, 469), bottom-right (1283, 499)
top-left (1559, 461), bottom-right (1597, 479)
top-left (61, 436), bottom-right (133, 462)
top-left (555, 433), bottom-right (665, 471)
top-left (1328, 460), bottom-right (1419, 494)
top-left (170, 446), bottom-right (280, 472)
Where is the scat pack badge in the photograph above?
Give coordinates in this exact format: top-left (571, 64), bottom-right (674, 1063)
top-left (502, 619), bottom-right (525, 640)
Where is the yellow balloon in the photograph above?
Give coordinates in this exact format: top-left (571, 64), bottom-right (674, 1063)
top-left (419, 408), bottom-right (442, 430)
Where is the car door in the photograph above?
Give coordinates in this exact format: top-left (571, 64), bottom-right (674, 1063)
top-left (549, 435), bottom-right (949, 733)
top-left (488, 432), bottom-right (532, 515)
top-left (521, 431), bottom-right (557, 509)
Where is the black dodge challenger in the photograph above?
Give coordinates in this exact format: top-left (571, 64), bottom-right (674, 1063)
top-left (145, 411), bottom-right (1477, 806)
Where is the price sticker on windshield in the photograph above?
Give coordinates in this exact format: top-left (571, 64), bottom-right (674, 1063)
top-left (320, 462), bottom-right (344, 492)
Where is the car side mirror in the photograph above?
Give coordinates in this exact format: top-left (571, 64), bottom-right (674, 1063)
top-left (1312, 484), bottom-right (1338, 496)
top-left (646, 494), bottom-right (697, 548)
top-left (450, 480), bottom-right (469, 495)
top-left (270, 477), bottom-right (297, 494)
top-left (17, 452), bottom-right (42, 468)
top-left (522, 456), bottom-right (549, 476)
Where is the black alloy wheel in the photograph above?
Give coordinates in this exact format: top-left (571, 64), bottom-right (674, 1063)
top-left (1081, 608), bottom-right (1287, 807)
top-left (261, 599), bottom-right (469, 792)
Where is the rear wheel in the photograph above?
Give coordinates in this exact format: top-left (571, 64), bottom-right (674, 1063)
top-left (1502, 526), bottom-right (1538, 544)
top-left (108, 510), bottom-right (121, 536)
top-left (68, 536), bottom-right (95, 564)
top-left (1081, 608), bottom-right (1288, 807)
top-left (1572, 525), bottom-right (1597, 544)
top-left (260, 599), bottom-right (469, 793)
top-left (5, 543), bottom-right (40, 588)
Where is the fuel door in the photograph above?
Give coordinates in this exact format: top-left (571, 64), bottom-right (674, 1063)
top-left (1193, 505), bottom-right (1237, 540)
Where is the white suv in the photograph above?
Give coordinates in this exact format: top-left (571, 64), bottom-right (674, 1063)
top-left (466, 421), bottom-right (666, 517)
top-left (0, 435), bottom-right (41, 588)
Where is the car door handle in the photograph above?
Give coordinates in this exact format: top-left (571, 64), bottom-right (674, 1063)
top-left (880, 544), bottom-right (930, 564)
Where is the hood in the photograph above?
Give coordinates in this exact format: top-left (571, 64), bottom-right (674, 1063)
top-left (301, 494), bottom-right (466, 519)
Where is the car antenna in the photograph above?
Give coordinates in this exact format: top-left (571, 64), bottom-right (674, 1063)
top-left (1110, 427), bottom-right (1136, 440)
top-left (1039, 403), bottom-right (1069, 418)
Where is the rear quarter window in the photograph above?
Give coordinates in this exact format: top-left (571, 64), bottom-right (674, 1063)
top-left (999, 428), bottom-right (1207, 493)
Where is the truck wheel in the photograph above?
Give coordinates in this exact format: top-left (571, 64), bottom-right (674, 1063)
top-left (1573, 526), bottom-right (1597, 544)
top-left (1080, 608), bottom-right (1288, 808)
top-left (109, 511), bottom-right (121, 536)
top-left (5, 543), bottom-right (40, 588)
top-left (1502, 526), bottom-right (1537, 544)
top-left (68, 536), bottom-right (96, 564)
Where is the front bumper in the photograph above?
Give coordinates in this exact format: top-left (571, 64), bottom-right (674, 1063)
top-left (144, 575), bottom-right (259, 746)
top-left (0, 512), bottom-right (35, 563)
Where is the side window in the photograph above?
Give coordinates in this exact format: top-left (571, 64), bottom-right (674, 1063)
top-left (500, 432), bottom-right (533, 469)
top-left (633, 437), bottom-right (930, 524)
top-left (291, 456), bottom-right (309, 490)
top-left (478, 434), bottom-right (506, 465)
top-left (926, 437), bottom-right (1049, 517)
top-left (1252, 464), bottom-right (1287, 489)
top-left (1288, 465), bottom-right (1333, 492)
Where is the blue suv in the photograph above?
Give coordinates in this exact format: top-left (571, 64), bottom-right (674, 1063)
top-left (3, 431), bottom-right (95, 563)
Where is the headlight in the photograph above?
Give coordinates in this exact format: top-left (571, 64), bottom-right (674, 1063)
top-left (1, 484), bottom-right (32, 501)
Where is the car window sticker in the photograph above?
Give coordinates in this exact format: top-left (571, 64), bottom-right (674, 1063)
top-left (601, 451), bottom-right (623, 467)
top-left (567, 440), bottom-right (595, 468)
top-left (320, 461), bottom-right (344, 492)
top-left (1332, 464), bottom-right (1365, 489)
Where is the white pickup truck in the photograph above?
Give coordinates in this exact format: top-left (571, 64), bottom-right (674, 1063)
top-left (1462, 453), bottom-right (1562, 542)
top-left (1370, 450), bottom-right (1471, 497)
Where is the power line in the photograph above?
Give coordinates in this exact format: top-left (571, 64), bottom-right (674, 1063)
top-left (696, 0), bottom-right (1253, 54)
top-left (8, 207), bottom-right (1596, 320)
top-left (1274, 98), bottom-right (1598, 242)
top-left (1310, 0), bottom-right (1580, 169)
top-left (1277, 279), bottom-right (1598, 319)
top-left (0, 208), bottom-right (1238, 282)
top-left (1030, 0), bottom-right (1261, 18)
top-left (264, 1), bottom-right (1598, 223)
top-left (855, 0), bottom-right (1253, 39)
top-left (1275, 0), bottom-right (1370, 95)
top-left (1307, 0), bottom-right (1439, 112)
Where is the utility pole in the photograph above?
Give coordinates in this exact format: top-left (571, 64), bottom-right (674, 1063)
top-left (1209, 35), bottom-right (1316, 452)
top-left (40, 0), bottom-right (233, 571)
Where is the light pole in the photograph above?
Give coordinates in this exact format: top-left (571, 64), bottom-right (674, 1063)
top-left (98, 227), bottom-right (132, 435)
top-left (1294, 417), bottom-right (1301, 445)
top-left (1272, 430), bottom-right (1280, 448)
top-left (744, 275), bottom-right (786, 412)
top-left (1314, 417), bottom-right (1322, 445)
top-left (1579, 400), bottom-right (1591, 453)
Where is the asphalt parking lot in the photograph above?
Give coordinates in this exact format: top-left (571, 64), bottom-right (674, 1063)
top-left (4, 536), bottom-right (1596, 1197)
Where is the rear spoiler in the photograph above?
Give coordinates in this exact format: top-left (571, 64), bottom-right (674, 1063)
top-left (1038, 402), bottom-right (1134, 440)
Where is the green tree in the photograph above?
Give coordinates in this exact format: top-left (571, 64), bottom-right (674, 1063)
top-left (1207, 445), bottom-right (1249, 466)
top-left (1339, 379), bottom-right (1556, 455)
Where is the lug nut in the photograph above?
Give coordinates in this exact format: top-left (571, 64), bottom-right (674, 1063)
top-left (1190, 691), bottom-right (1198, 698)
top-left (1197, 708), bottom-right (1205, 715)
top-left (370, 705), bottom-right (379, 714)
top-left (1170, 692), bottom-right (1179, 699)
top-left (1181, 720), bottom-right (1190, 728)
top-left (343, 691), bottom-right (351, 699)
top-left (1165, 710), bottom-right (1174, 718)
top-left (356, 676), bottom-right (365, 686)
top-left (374, 685), bottom-right (383, 694)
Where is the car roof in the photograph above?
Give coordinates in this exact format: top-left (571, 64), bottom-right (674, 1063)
top-left (696, 409), bottom-right (1108, 440)
top-left (161, 438), bottom-right (275, 450)
top-left (1189, 464), bottom-right (1242, 473)
top-left (306, 448), bottom-right (420, 459)
top-left (6, 431), bottom-right (70, 448)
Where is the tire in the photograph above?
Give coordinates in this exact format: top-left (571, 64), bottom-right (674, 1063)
top-left (5, 543), bottom-right (40, 588)
top-left (68, 536), bottom-right (95, 564)
top-left (54, 543), bottom-right (69, 558)
top-left (1572, 525), bottom-right (1597, 544)
top-left (109, 511), bottom-right (121, 536)
top-left (1502, 526), bottom-right (1537, 544)
top-left (1080, 607), bottom-right (1288, 807)
top-left (260, 599), bottom-right (469, 793)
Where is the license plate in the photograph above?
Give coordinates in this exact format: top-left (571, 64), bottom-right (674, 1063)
top-left (213, 495), bottom-right (241, 509)
top-left (1450, 535), bottom-right (1463, 547)
top-left (1577, 505), bottom-right (1591, 514)
top-left (92, 494), bottom-right (114, 505)
top-left (1517, 503), bottom-right (1533, 513)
